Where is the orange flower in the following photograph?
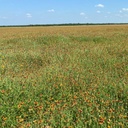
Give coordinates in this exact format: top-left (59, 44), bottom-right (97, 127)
top-left (2, 116), bottom-right (7, 121)
top-left (1, 90), bottom-right (6, 94)
top-left (17, 102), bottom-right (24, 109)
top-left (98, 116), bottom-right (105, 124)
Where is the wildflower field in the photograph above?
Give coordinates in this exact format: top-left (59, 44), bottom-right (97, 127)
top-left (0, 25), bottom-right (128, 128)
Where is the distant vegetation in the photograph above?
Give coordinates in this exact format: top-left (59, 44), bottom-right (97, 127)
top-left (0, 25), bottom-right (128, 127)
top-left (0, 23), bottom-right (128, 27)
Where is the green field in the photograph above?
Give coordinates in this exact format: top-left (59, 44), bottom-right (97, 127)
top-left (0, 25), bottom-right (128, 128)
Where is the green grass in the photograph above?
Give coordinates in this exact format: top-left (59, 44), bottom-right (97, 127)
top-left (0, 28), bottom-right (128, 128)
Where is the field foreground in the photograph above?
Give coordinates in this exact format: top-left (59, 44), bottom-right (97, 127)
top-left (0, 25), bottom-right (128, 128)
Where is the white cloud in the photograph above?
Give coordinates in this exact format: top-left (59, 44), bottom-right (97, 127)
top-left (95, 4), bottom-right (104, 8)
top-left (107, 12), bottom-right (111, 14)
top-left (124, 14), bottom-right (128, 17)
top-left (119, 8), bottom-right (128, 13)
top-left (48, 9), bottom-right (55, 12)
top-left (26, 13), bottom-right (32, 18)
top-left (122, 8), bottom-right (128, 11)
top-left (97, 11), bottom-right (101, 13)
top-left (1, 16), bottom-right (8, 19)
top-left (116, 13), bottom-right (128, 18)
top-left (80, 12), bottom-right (85, 16)
top-left (116, 14), bottom-right (123, 18)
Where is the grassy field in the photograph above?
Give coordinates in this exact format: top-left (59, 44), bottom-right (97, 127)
top-left (0, 25), bottom-right (128, 128)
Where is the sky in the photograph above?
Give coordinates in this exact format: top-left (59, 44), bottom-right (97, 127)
top-left (0, 0), bottom-right (128, 25)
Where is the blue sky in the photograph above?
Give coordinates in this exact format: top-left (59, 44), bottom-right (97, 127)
top-left (0, 0), bottom-right (128, 25)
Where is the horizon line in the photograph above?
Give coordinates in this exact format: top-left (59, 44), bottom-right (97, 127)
top-left (0, 22), bottom-right (128, 27)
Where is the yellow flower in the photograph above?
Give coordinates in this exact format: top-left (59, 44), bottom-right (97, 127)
top-left (2, 116), bottom-right (7, 121)
top-left (17, 102), bottom-right (24, 109)
top-left (18, 104), bottom-right (22, 109)
top-left (18, 118), bottom-right (24, 123)
top-left (60, 83), bottom-right (63, 86)
top-left (1, 65), bottom-right (5, 69)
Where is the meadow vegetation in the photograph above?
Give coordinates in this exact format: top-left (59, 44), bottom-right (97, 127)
top-left (0, 25), bottom-right (128, 128)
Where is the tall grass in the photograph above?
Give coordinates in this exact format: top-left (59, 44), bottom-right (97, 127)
top-left (0, 25), bottom-right (128, 128)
